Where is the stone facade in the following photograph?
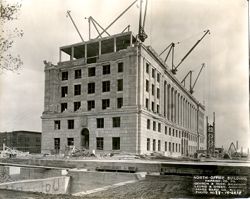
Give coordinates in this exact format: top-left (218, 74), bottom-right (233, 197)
top-left (41, 32), bottom-right (205, 156)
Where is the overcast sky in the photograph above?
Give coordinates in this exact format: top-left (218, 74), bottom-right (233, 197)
top-left (0, 0), bottom-right (249, 150)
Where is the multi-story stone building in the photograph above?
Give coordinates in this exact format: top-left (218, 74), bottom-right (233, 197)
top-left (41, 31), bottom-right (205, 156)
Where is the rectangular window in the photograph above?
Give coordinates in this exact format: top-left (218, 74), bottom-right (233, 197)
top-left (54, 120), bottom-right (60, 130)
top-left (165, 126), bottom-right (167, 135)
top-left (96, 118), bottom-right (104, 128)
top-left (176, 143), bottom-right (178, 152)
top-left (68, 120), bottom-right (74, 129)
top-left (88, 67), bottom-right (96, 77)
top-left (54, 138), bottom-right (60, 150)
top-left (118, 62), bottom-right (123, 72)
top-left (157, 104), bottom-right (159, 113)
top-left (158, 140), bottom-right (161, 151)
top-left (146, 98), bottom-right (149, 109)
top-left (158, 123), bottom-right (161, 132)
top-left (87, 100), bottom-right (95, 111)
top-left (152, 84), bottom-right (155, 95)
top-left (61, 103), bottom-right (67, 112)
top-left (117, 98), bottom-right (123, 108)
top-left (103, 64), bottom-right (110, 75)
top-left (146, 63), bottom-right (149, 73)
top-left (75, 69), bottom-right (81, 79)
top-left (61, 86), bottom-right (68, 97)
top-left (102, 99), bottom-right (110, 109)
top-left (169, 127), bottom-right (171, 136)
top-left (147, 119), bottom-right (150, 129)
top-left (112, 117), bottom-right (121, 128)
top-left (172, 143), bottom-right (175, 152)
top-left (117, 79), bottom-right (123, 91)
top-left (157, 73), bottom-right (160, 82)
top-left (67, 138), bottom-right (74, 146)
top-left (165, 142), bottom-right (167, 151)
top-left (146, 80), bottom-right (149, 92)
top-left (157, 88), bottom-right (160, 99)
top-left (62, 71), bottom-right (68, 81)
top-left (88, 83), bottom-right (95, 94)
top-left (74, 101), bottom-right (81, 111)
top-left (169, 142), bottom-right (171, 152)
top-left (153, 121), bottom-right (156, 131)
top-left (102, 81), bottom-right (110, 92)
top-left (176, 130), bottom-right (178, 137)
top-left (147, 138), bottom-right (150, 151)
top-left (151, 102), bottom-right (155, 112)
top-left (153, 139), bottom-right (156, 151)
top-left (74, 84), bottom-right (81, 95)
top-left (96, 137), bottom-right (104, 150)
top-left (112, 137), bottom-right (120, 150)
top-left (172, 129), bottom-right (175, 136)
top-left (152, 68), bottom-right (155, 78)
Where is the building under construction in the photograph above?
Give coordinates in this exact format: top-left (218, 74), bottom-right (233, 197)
top-left (41, 1), bottom-right (206, 156)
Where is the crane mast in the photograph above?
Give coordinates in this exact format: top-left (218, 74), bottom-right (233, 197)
top-left (138, 0), bottom-right (148, 42)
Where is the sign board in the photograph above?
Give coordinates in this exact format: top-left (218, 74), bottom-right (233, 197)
top-left (193, 175), bottom-right (248, 197)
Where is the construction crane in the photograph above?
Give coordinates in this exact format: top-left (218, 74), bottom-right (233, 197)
top-left (138, 0), bottom-right (148, 42)
top-left (181, 63), bottom-right (205, 94)
top-left (96, 0), bottom-right (138, 39)
top-left (85, 16), bottom-right (111, 39)
top-left (159, 42), bottom-right (180, 72)
top-left (66, 10), bottom-right (84, 42)
top-left (171, 29), bottom-right (210, 74)
top-left (228, 142), bottom-right (238, 157)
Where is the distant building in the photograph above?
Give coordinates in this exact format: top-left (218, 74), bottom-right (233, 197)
top-left (0, 131), bottom-right (41, 153)
top-left (42, 31), bottom-right (205, 156)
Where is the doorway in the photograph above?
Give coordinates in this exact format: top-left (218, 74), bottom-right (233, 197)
top-left (81, 128), bottom-right (89, 149)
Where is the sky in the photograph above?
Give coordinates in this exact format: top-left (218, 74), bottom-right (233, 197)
top-left (0, 0), bottom-right (249, 150)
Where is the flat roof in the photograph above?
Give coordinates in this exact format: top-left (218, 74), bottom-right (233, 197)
top-left (0, 131), bottom-right (41, 134)
top-left (60, 31), bottom-right (135, 50)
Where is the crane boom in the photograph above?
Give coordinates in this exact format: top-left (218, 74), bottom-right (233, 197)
top-left (172, 29), bottom-right (210, 74)
top-left (191, 63), bottom-right (205, 92)
top-left (181, 63), bottom-right (205, 94)
top-left (96, 0), bottom-right (138, 39)
top-left (66, 10), bottom-right (84, 42)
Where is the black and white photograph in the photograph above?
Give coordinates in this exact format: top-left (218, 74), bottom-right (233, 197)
top-left (0, 0), bottom-right (249, 198)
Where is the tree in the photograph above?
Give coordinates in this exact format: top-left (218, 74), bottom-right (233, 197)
top-left (0, 0), bottom-right (23, 72)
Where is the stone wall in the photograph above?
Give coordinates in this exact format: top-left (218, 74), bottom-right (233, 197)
top-left (0, 176), bottom-right (70, 194)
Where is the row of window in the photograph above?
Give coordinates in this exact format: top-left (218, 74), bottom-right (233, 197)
top-left (61, 98), bottom-right (123, 112)
top-left (146, 119), bottom-right (198, 141)
top-left (145, 98), bottom-right (160, 113)
top-left (146, 61), bottom-right (201, 132)
top-left (146, 138), bottom-right (181, 153)
top-left (145, 80), bottom-right (160, 98)
top-left (146, 63), bottom-right (161, 82)
top-left (61, 62), bottom-right (124, 81)
top-left (61, 79), bottom-right (123, 97)
top-left (97, 117), bottom-right (121, 128)
top-left (54, 117), bottom-right (121, 130)
top-left (54, 137), bottom-right (120, 150)
top-left (54, 120), bottom-right (74, 130)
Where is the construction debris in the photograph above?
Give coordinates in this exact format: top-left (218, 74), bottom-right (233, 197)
top-left (0, 145), bottom-right (29, 158)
